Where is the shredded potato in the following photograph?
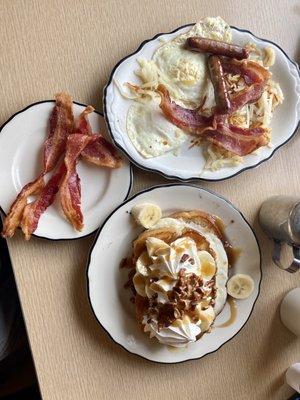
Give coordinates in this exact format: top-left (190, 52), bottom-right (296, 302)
top-left (203, 143), bottom-right (243, 171)
top-left (114, 79), bottom-right (159, 104)
top-left (246, 42), bottom-right (262, 57)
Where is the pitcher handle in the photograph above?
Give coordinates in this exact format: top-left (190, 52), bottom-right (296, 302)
top-left (272, 240), bottom-right (300, 273)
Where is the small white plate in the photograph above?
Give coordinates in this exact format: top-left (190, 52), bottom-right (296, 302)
top-left (0, 101), bottom-right (132, 240)
top-left (87, 184), bottom-right (261, 363)
top-left (104, 24), bottom-right (300, 182)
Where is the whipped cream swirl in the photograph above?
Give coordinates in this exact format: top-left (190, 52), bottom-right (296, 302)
top-left (132, 218), bottom-right (228, 347)
top-left (147, 236), bottom-right (201, 278)
top-left (143, 316), bottom-right (201, 347)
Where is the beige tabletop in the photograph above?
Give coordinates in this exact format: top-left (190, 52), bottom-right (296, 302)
top-left (1, 0), bottom-right (300, 399)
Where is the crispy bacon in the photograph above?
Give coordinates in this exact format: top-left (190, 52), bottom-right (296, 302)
top-left (44, 92), bottom-right (74, 172)
top-left (157, 83), bottom-right (269, 156)
top-left (20, 164), bottom-right (66, 240)
top-left (60, 134), bottom-right (96, 231)
top-left (221, 59), bottom-right (270, 85)
top-left (157, 84), bottom-right (212, 134)
top-left (205, 124), bottom-right (269, 156)
top-left (157, 60), bottom-right (271, 157)
top-left (81, 136), bottom-right (123, 168)
top-left (3, 95), bottom-right (123, 239)
top-left (1, 176), bottom-right (44, 238)
top-left (222, 59), bottom-right (270, 112)
top-left (74, 105), bottom-right (94, 135)
top-left (1, 92), bottom-right (74, 238)
top-left (230, 83), bottom-right (264, 112)
top-left (75, 106), bottom-right (123, 168)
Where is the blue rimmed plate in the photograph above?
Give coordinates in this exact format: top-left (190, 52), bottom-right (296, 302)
top-left (104, 23), bottom-right (300, 182)
top-left (0, 101), bottom-right (132, 240)
top-left (87, 184), bottom-right (261, 363)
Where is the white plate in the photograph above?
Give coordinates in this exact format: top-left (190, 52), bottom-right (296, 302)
top-left (87, 184), bottom-right (261, 363)
top-left (0, 100), bottom-right (132, 240)
top-left (104, 24), bottom-right (300, 181)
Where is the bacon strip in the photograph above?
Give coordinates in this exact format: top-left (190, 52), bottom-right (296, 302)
top-left (221, 59), bottom-right (270, 113)
top-left (73, 105), bottom-right (94, 135)
top-left (44, 92), bottom-right (74, 172)
top-left (1, 177), bottom-right (44, 238)
top-left (205, 124), bottom-right (269, 156)
top-left (157, 84), bottom-right (212, 134)
top-left (230, 83), bottom-right (264, 113)
top-left (81, 136), bottom-right (123, 168)
top-left (60, 134), bottom-right (96, 231)
top-left (20, 164), bottom-right (66, 240)
top-left (75, 106), bottom-right (123, 168)
top-left (205, 130), bottom-right (267, 156)
top-left (157, 83), bottom-right (269, 156)
top-left (1, 93), bottom-right (74, 238)
top-left (221, 59), bottom-right (270, 85)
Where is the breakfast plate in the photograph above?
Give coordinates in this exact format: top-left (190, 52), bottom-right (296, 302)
top-left (0, 101), bottom-right (132, 240)
top-left (87, 184), bottom-right (261, 363)
top-left (104, 19), bottom-right (300, 182)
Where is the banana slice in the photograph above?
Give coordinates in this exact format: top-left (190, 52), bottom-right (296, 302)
top-left (227, 274), bottom-right (254, 299)
top-left (131, 203), bottom-right (162, 228)
top-left (145, 282), bottom-right (156, 299)
top-left (198, 250), bottom-right (216, 280)
top-left (146, 237), bottom-right (170, 257)
top-left (133, 273), bottom-right (147, 297)
top-left (136, 251), bottom-right (152, 276)
top-left (195, 305), bottom-right (215, 331)
top-left (150, 277), bottom-right (176, 293)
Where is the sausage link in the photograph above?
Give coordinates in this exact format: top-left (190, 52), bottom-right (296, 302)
top-left (208, 55), bottom-right (231, 114)
top-left (187, 37), bottom-right (249, 60)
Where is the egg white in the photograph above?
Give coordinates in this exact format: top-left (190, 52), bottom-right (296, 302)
top-left (126, 102), bottom-right (187, 158)
top-left (152, 16), bottom-right (232, 108)
top-left (125, 17), bottom-right (232, 160)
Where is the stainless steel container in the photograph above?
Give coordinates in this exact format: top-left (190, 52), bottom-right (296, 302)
top-left (259, 195), bottom-right (300, 273)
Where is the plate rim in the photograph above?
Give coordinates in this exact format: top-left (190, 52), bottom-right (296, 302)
top-left (0, 99), bottom-right (133, 241)
top-left (86, 183), bottom-right (263, 364)
top-left (103, 23), bottom-right (300, 182)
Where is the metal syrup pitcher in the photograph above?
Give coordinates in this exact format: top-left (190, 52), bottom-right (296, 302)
top-left (259, 195), bottom-right (300, 273)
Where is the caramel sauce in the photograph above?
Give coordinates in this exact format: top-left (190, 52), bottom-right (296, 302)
top-left (151, 283), bottom-right (164, 294)
top-left (225, 246), bottom-right (241, 268)
top-left (175, 246), bottom-right (186, 254)
top-left (171, 315), bottom-right (190, 328)
top-left (201, 260), bottom-right (216, 276)
top-left (133, 274), bottom-right (145, 286)
top-left (139, 251), bottom-right (151, 266)
top-left (167, 345), bottom-right (186, 352)
top-left (214, 215), bottom-right (226, 232)
top-left (217, 297), bottom-right (237, 328)
top-left (214, 217), bottom-right (241, 267)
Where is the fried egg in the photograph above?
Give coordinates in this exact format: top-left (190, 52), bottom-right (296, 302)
top-left (126, 102), bottom-right (187, 158)
top-left (151, 16), bottom-right (231, 108)
top-left (125, 17), bottom-right (232, 159)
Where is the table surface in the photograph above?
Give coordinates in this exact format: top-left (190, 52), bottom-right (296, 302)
top-left (1, 1), bottom-right (300, 399)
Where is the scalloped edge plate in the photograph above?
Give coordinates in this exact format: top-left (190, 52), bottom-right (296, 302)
top-left (0, 100), bottom-right (132, 240)
top-left (87, 184), bottom-right (261, 363)
top-left (104, 24), bottom-right (300, 182)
